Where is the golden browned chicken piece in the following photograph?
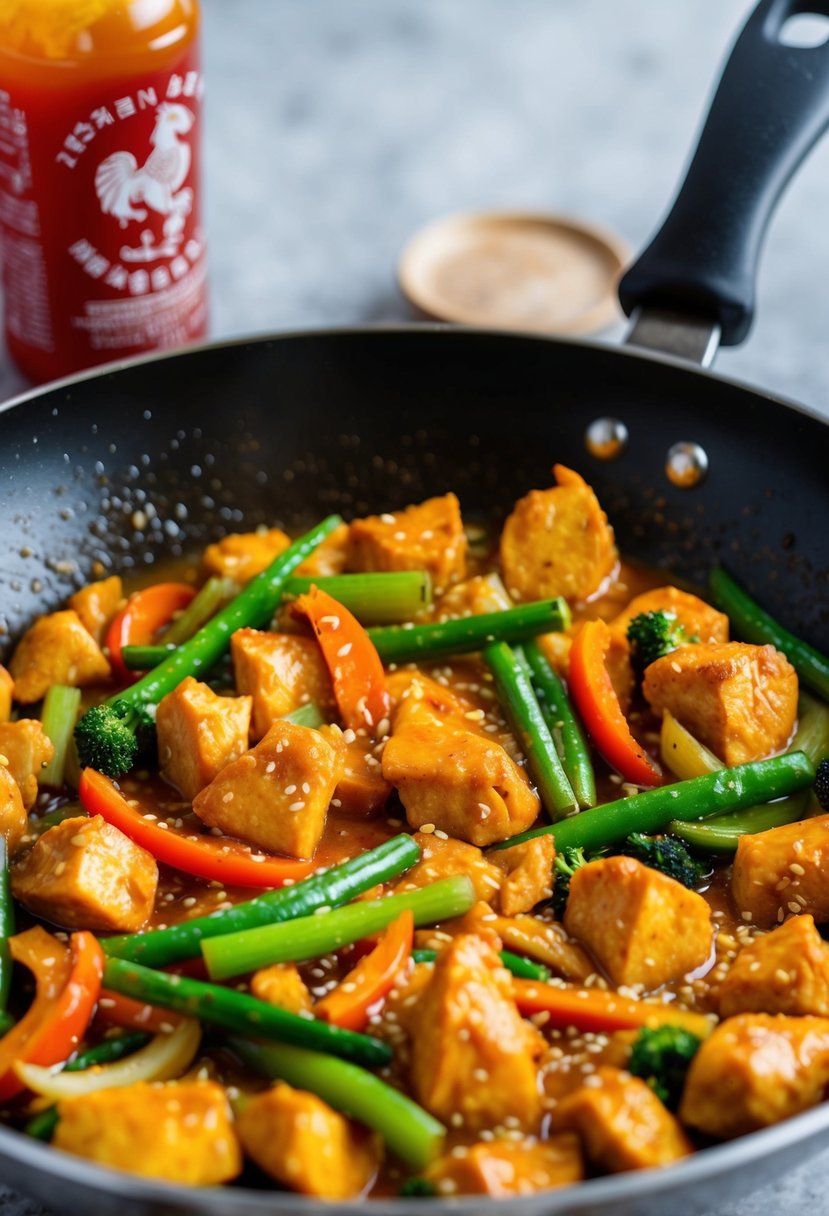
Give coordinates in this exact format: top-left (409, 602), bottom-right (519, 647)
top-left (489, 834), bottom-right (555, 916)
top-left (552, 1066), bottom-right (693, 1172)
top-left (564, 856), bottom-right (713, 989)
top-left (202, 527), bottom-right (290, 583)
top-left (331, 733), bottom-right (391, 817)
top-left (193, 721), bottom-right (342, 859)
top-left (347, 494), bottom-right (467, 593)
top-left (156, 677), bottom-right (252, 801)
top-left (12, 815), bottom-right (157, 932)
top-left (231, 629), bottom-right (334, 739)
top-left (435, 573), bottom-right (512, 619)
top-left (68, 574), bottom-right (123, 645)
top-left (409, 932), bottom-right (544, 1132)
top-left (388, 670), bottom-right (487, 736)
top-left (643, 642), bottom-right (798, 765)
top-left (54, 1082), bottom-right (241, 1185)
top-left (382, 724), bottom-right (540, 847)
top-left (0, 720), bottom-right (53, 809)
top-left (611, 586), bottom-right (729, 645)
top-left (293, 521), bottom-right (349, 577)
top-left (732, 815), bottom-right (829, 927)
top-left (250, 963), bottom-right (313, 1014)
top-left (718, 915), bottom-right (829, 1018)
top-left (427, 1135), bottom-right (584, 1197)
top-left (458, 903), bottom-right (594, 982)
top-left (679, 1014), bottom-right (829, 1138)
top-left (499, 465), bottom-right (618, 603)
top-left (0, 765), bottom-right (26, 855)
top-left (8, 609), bottom-right (110, 703)
top-left (396, 833), bottom-right (503, 904)
top-left (0, 666), bottom-right (13, 723)
top-left (235, 1083), bottom-right (380, 1199)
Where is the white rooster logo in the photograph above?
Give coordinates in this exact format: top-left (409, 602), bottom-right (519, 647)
top-left (95, 102), bottom-right (194, 262)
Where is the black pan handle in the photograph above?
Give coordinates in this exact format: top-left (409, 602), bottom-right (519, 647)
top-left (619, 0), bottom-right (829, 347)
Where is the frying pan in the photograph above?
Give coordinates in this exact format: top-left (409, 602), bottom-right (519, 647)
top-left (1, 1), bottom-right (828, 1213)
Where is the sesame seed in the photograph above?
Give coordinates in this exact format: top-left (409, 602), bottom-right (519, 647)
top-left (787, 901), bottom-right (802, 914)
top-left (337, 642), bottom-right (353, 657)
top-left (288, 801), bottom-right (305, 812)
top-left (419, 823), bottom-right (436, 834)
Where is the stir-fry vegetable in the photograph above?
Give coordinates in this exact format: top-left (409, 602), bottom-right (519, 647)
top-left (75, 515), bottom-right (343, 776)
top-left (65, 1031), bottom-right (150, 1070)
top-left (568, 619), bottom-right (663, 787)
top-left (411, 948), bottom-right (551, 982)
top-left (231, 1038), bottom-right (445, 1171)
top-left (102, 958), bottom-right (390, 1068)
top-left (511, 980), bottom-right (712, 1037)
top-left (316, 910), bottom-right (414, 1031)
top-left (0, 841), bottom-right (11, 1023)
top-left (627, 610), bottom-right (698, 675)
top-left (39, 685), bottom-right (82, 788)
top-left (283, 571), bottom-right (433, 624)
top-left (628, 1025), bottom-right (703, 1109)
top-left (101, 833), bottom-right (420, 966)
top-left (484, 642), bottom-right (577, 818)
top-left (660, 709), bottom-right (723, 781)
top-left (160, 576), bottom-right (235, 645)
top-left (523, 640), bottom-right (596, 809)
top-left (710, 566), bottom-right (829, 702)
top-left (202, 876), bottom-right (476, 980)
top-left (107, 582), bottom-right (196, 683)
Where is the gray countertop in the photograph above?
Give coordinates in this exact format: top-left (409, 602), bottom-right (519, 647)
top-left (2, 0), bottom-right (829, 1212)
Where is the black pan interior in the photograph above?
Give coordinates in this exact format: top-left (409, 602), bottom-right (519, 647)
top-left (0, 327), bottom-right (827, 662)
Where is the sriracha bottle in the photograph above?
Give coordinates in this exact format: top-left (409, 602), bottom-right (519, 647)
top-left (0, 0), bottom-right (206, 383)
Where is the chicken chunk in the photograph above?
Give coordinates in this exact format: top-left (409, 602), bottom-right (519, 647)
top-left (388, 671), bottom-right (486, 736)
top-left (499, 465), bottom-right (617, 604)
top-left (679, 1014), bottom-right (829, 1138)
top-left (395, 834), bottom-right (503, 904)
top-left (12, 815), bottom-right (157, 932)
top-left (611, 586), bottom-right (729, 646)
top-left (192, 721), bottom-right (342, 859)
top-left (8, 609), bottom-right (111, 703)
top-left (643, 642), bottom-right (798, 765)
top-left (68, 575), bottom-right (123, 645)
top-left (54, 1082), bottom-right (241, 1185)
top-left (436, 573), bottom-right (512, 619)
top-left (0, 765), bottom-right (26, 855)
top-left (564, 856), bottom-right (713, 989)
top-left (551, 1066), bottom-right (693, 1172)
top-left (202, 527), bottom-right (290, 583)
top-left (347, 494), bottom-right (467, 593)
top-left (382, 723), bottom-right (540, 846)
top-left (409, 932), bottom-right (544, 1131)
top-left (250, 963), bottom-right (313, 1014)
top-left (0, 666), bottom-right (12, 723)
top-left (427, 1135), bottom-right (583, 1197)
top-left (156, 677), bottom-right (252, 801)
top-left (231, 629), bottom-right (334, 740)
top-left (456, 902), bottom-right (594, 982)
top-left (236, 1083), bottom-right (380, 1199)
top-left (731, 814), bottom-right (829, 927)
top-left (718, 915), bottom-right (829, 1018)
top-left (0, 720), bottom-right (54, 808)
top-left (332, 733), bottom-right (391, 817)
top-left (293, 521), bottom-right (349, 577)
top-left (489, 835), bottom-right (555, 916)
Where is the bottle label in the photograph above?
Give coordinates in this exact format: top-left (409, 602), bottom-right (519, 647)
top-left (0, 46), bottom-right (206, 379)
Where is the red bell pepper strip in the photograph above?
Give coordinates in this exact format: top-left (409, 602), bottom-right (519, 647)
top-left (511, 978), bottom-right (711, 1038)
top-left (79, 767), bottom-right (318, 888)
top-left (315, 909), bottom-right (414, 1031)
top-left (0, 927), bottom-right (104, 1103)
top-left (292, 586), bottom-right (390, 732)
top-left (568, 619), bottom-right (663, 787)
top-left (107, 582), bottom-right (195, 683)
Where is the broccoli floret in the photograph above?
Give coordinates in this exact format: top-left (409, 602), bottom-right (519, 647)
top-left (399, 1178), bottom-right (438, 1198)
top-left (626, 610), bottom-right (698, 674)
top-left (816, 759), bottom-right (829, 812)
top-left (552, 846), bottom-right (590, 918)
top-left (628, 1024), bottom-right (702, 1109)
top-left (74, 701), bottom-right (154, 776)
top-left (619, 832), bottom-right (710, 890)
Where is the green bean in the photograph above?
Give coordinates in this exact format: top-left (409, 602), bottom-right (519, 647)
top-left (485, 642), bottom-right (577, 818)
top-left (0, 839), bottom-right (13, 1018)
top-left (670, 791), bottom-right (811, 854)
top-left (493, 751), bottom-right (816, 852)
top-left (39, 686), bottom-right (82, 788)
top-left (24, 1108), bottom-right (59, 1142)
top-left (203, 876), bottom-right (475, 981)
top-left (64, 1031), bottom-right (150, 1071)
top-left (161, 576), bottom-right (236, 645)
top-left (101, 834), bottom-right (420, 967)
top-left (102, 958), bottom-right (390, 1069)
top-left (410, 947), bottom-right (552, 981)
top-left (282, 571), bottom-right (433, 624)
top-left (710, 567), bottom-right (829, 702)
top-left (523, 640), bottom-right (596, 809)
top-left (367, 598), bottom-right (571, 665)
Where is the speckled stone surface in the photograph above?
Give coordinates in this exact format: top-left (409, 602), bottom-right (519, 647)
top-left (2, 0), bottom-right (829, 1212)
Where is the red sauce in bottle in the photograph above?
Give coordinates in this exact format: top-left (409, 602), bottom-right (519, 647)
top-left (0, 1), bottom-right (206, 382)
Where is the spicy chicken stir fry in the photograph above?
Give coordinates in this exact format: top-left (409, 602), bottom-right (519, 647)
top-left (1, 466), bottom-right (828, 1200)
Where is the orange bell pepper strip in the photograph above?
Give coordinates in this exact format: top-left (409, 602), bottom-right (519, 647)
top-left (0, 927), bottom-right (104, 1102)
top-left (79, 767), bottom-right (318, 888)
top-left (106, 582), bottom-right (195, 683)
top-left (292, 586), bottom-right (390, 733)
top-left (568, 619), bottom-right (663, 787)
top-left (96, 990), bottom-right (184, 1034)
top-left (511, 979), bottom-right (712, 1039)
top-left (315, 909), bottom-right (414, 1031)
